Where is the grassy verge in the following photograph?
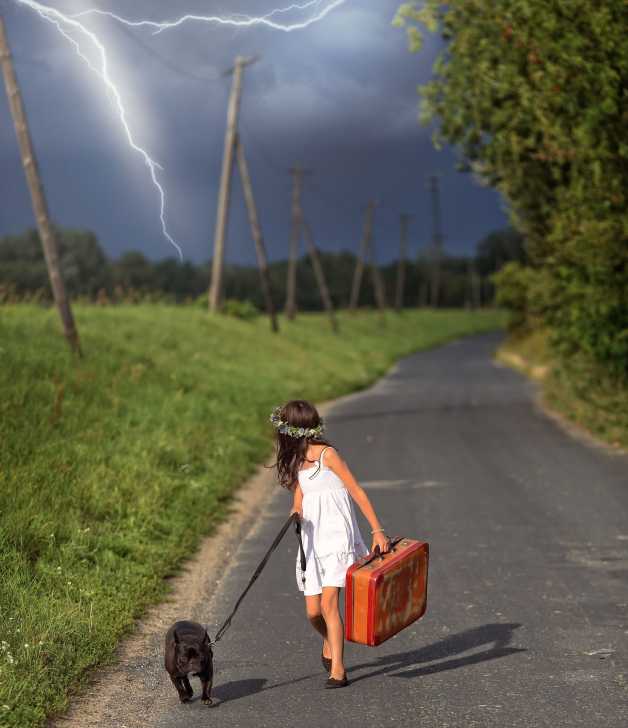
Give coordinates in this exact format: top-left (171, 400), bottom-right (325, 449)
top-left (497, 329), bottom-right (628, 449)
top-left (0, 305), bottom-right (504, 727)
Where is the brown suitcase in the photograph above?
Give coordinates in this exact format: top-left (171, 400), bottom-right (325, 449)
top-left (345, 537), bottom-right (429, 646)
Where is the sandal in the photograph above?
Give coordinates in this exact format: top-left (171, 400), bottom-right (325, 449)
top-left (325, 674), bottom-right (348, 689)
top-left (321, 650), bottom-right (332, 672)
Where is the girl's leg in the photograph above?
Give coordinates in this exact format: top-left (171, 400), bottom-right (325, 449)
top-left (305, 594), bottom-right (331, 659)
top-left (321, 587), bottom-right (345, 678)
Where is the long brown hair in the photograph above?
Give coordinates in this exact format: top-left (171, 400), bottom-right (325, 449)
top-left (270, 400), bottom-right (332, 490)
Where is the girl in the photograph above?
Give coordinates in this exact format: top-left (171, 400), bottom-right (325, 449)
top-left (270, 399), bottom-right (390, 688)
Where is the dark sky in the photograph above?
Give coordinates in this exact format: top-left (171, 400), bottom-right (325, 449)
top-left (0, 0), bottom-right (508, 264)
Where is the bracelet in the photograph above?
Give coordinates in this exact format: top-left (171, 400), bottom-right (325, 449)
top-left (371, 528), bottom-right (385, 534)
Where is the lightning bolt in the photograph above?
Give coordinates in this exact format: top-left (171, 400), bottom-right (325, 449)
top-left (10, 0), bottom-right (349, 258)
top-left (12, 0), bottom-right (183, 259)
top-left (71, 0), bottom-right (348, 35)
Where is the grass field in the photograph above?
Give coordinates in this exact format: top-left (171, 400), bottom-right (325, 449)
top-left (497, 329), bottom-right (628, 450)
top-left (0, 305), bottom-right (504, 727)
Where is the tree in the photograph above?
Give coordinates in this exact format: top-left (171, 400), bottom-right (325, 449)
top-left (57, 228), bottom-right (110, 296)
top-left (395, 0), bottom-right (628, 376)
top-left (153, 258), bottom-right (206, 301)
top-left (111, 251), bottom-right (156, 291)
top-left (1, 227), bottom-right (498, 309)
top-left (476, 227), bottom-right (526, 278)
top-left (0, 227), bottom-right (110, 297)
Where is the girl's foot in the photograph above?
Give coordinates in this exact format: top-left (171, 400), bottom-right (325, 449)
top-left (325, 673), bottom-right (348, 688)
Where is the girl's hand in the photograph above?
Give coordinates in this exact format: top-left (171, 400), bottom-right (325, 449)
top-left (289, 507), bottom-right (302, 520)
top-left (371, 531), bottom-right (390, 554)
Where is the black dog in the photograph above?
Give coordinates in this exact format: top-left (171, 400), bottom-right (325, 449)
top-left (164, 620), bottom-right (213, 705)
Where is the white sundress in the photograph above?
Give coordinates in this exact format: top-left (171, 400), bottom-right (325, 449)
top-left (296, 446), bottom-right (369, 596)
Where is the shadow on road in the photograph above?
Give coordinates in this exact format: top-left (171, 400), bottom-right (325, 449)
top-left (349, 622), bottom-right (526, 683)
top-left (211, 678), bottom-right (267, 703)
top-left (210, 623), bottom-right (525, 703)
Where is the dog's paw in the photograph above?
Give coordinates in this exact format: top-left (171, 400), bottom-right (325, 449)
top-left (202, 698), bottom-right (213, 706)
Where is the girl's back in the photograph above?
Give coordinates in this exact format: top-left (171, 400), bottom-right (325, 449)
top-left (297, 445), bottom-right (367, 574)
top-left (298, 446), bottom-right (345, 495)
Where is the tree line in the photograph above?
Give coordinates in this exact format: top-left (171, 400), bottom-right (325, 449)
top-left (0, 225), bottom-right (524, 310)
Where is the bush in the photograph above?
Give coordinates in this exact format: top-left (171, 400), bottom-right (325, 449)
top-left (542, 261), bottom-right (628, 379)
top-left (221, 299), bottom-right (259, 320)
top-left (492, 262), bottom-right (535, 331)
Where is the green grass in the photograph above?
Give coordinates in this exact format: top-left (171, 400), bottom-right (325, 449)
top-left (497, 329), bottom-right (628, 449)
top-left (0, 305), bottom-right (504, 727)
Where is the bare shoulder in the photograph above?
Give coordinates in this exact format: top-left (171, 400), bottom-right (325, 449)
top-left (306, 444), bottom-right (345, 468)
top-left (321, 445), bottom-right (344, 467)
top-left (308, 443), bottom-right (334, 457)
top-left (323, 446), bottom-right (361, 492)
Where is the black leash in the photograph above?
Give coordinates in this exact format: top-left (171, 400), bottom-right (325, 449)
top-left (211, 512), bottom-right (306, 645)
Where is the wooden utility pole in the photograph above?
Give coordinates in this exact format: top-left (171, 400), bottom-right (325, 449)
top-left (235, 135), bottom-right (279, 332)
top-left (302, 220), bottom-right (338, 333)
top-left (206, 55), bottom-right (279, 329)
top-left (208, 55), bottom-right (257, 312)
top-left (0, 15), bottom-right (80, 354)
top-left (466, 257), bottom-right (481, 309)
top-left (473, 265), bottom-right (482, 308)
top-left (285, 168), bottom-right (338, 331)
top-left (350, 201), bottom-right (386, 313)
top-left (368, 232), bottom-right (388, 313)
top-left (395, 213), bottom-right (412, 311)
top-left (416, 240), bottom-right (430, 308)
top-left (349, 201), bottom-right (375, 310)
top-left (418, 281), bottom-right (429, 308)
top-left (285, 166), bottom-right (308, 319)
top-left (428, 175), bottom-right (444, 308)
top-left (417, 246), bottom-right (429, 308)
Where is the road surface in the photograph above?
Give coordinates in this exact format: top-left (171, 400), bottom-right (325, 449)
top-left (157, 332), bottom-right (627, 728)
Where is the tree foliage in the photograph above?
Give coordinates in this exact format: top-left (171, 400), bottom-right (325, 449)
top-left (395, 0), bottom-right (628, 377)
top-left (0, 227), bottom-right (109, 296)
top-left (476, 227), bottom-right (526, 276)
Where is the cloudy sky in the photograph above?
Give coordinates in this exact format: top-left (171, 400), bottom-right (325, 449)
top-left (0, 0), bottom-right (508, 264)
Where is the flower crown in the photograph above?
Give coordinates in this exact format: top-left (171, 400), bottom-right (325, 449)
top-left (269, 406), bottom-right (325, 439)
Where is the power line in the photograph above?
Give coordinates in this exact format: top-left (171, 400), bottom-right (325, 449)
top-left (115, 22), bottom-right (221, 83)
top-left (237, 116), bottom-right (380, 223)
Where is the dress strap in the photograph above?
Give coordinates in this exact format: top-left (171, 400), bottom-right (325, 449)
top-left (306, 446), bottom-right (332, 480)
top-left (318, 446), bottom-right (331, 467)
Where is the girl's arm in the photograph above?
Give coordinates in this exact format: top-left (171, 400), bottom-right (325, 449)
top-left (324, 447), bottom-right (390, 553)
top-left (289, 482), bottom-right (303, 518)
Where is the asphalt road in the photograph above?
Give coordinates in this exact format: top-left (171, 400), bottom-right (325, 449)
top-left (158, 332), bottom-right (628, 728)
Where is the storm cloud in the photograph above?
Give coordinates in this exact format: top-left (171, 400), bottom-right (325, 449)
top-left (0, 0), bottom-right (508, 264)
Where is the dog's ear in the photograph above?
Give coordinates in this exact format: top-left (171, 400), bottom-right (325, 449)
top-left (173, 629), bottom-right (180, 645)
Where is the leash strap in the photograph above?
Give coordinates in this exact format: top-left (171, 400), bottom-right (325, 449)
top-left (295, 516), bottom-right (307, 586)
top-left (212, 512), bottom-right (305, 644)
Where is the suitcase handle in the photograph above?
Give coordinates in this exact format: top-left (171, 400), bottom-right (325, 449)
top-left (364, 537), bottom-right (404, 565)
